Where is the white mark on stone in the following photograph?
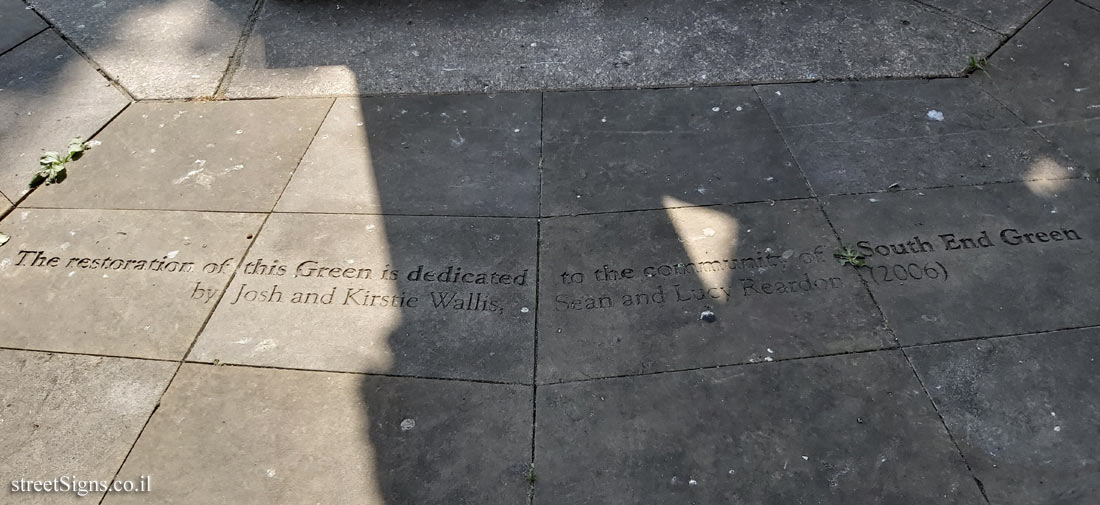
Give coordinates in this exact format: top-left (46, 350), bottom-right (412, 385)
top-left (926, 110), bottom-right (944, 121)
top-left (400, 418), bottom-right (416, 431)
top-left (165, 250), bottom-right (179, 259)
top-left (1054, 426), bottom-right (1062, 432)
top-left (521, 307), bottom-right (530, 313)
top-left (252, 339), bottom-right (277, 354)
top-left (235, 129), bottom-right (243, 135)
top-left (702, 227), bottom-right (716, 237)
top-left (266, 469), bottom-right (276, 478)
top-left (802, 455), bottom-right (809, 461)
top-left (711, 106), bottom-right (721, 112)
top-left (735, 105), bottom-right (743, 111)
top-left (688, 479), bottom-right (698, 486)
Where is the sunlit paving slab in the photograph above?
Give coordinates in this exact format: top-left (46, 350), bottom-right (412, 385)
top-left (0, 208), bottom-right (263, 359)
top-left (226, 0), bottom-right (1000, 97)
top-left (0, 350), bottom-right (175, 504)
top-left (975, 0), bottom-right (1100, 173)
top-left (0, 0), bottom-right (46, 54)
top-left (757, 79), bottom-right (1079, 195)
top-left (0, 31), bottom-right (129, 200)
top-left (908, 328), bottom-right (1100, 505)
top-left (103, 364), bottom-right (532, 505)
top-left (535, 351), bottom-right (983, 505)
top-left (542, 87), bottom-right (808, 216)
top-left (275, 94), bottom-right (540, 217)
top-left (26, 0), bottom-right (254, 99)
top-left (825, 180), bottom-right (1100, 345)
top-left (23, 98), bottom-right (332, 212)
top-left (1, 193), bottom-right (11, 214)
top-left (190, 213), bottom-right (536, 382)
top-left (538, 199), bottom-right (890, 383)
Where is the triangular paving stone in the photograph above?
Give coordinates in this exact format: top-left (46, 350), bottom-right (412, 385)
top-left (975, 0), bottom-right (1100, 173)
top-left (27, 0), bottom-right (255, 99)
top-left (24, 98), bottom-right (332, 212)
top-left (758, 79), bottom-right (1078, 195)
top-left (0, 0), bottom-right (46, 54)
top-left (103, 365), bottom-right (532, 505)
top-left (0, 208), bottom-right (263, 359)
top-left (275, 94), bottom-right (540, 216)
top-left (0, 350), bottom-right (175, 502)
top-left (0, 30), bottom-right (129, 200)
top-left (536, 352), bottom-right (984, 504)
top-left (908, 328), bottom-right (1100, 505)
top-left (826, 180), bottom-right (1100, 345)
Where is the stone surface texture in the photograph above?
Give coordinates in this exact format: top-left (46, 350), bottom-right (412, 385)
top-left (536, 351), bottom-right (984, 505)
top-left (758, 79), bottom-right (1078, 195)
top-left (0, 0), bottom-right (46, 54)
top-left (228, 0), bottom-right (1001, 97)
top-left (24, 99), bottom-right (332, 212)
top-left (105, 364), bottom-right (532, 505)
top-left (275, 94), bottom-right (540, 216)
top-left (909, 328), bottom-right (1100, 505)
top-left (0, 350), bottom-right (174, 504)
top-left (0, 31), bottom-right (129, 200)
top-left (27, 0), bottom-right (254, 99)
top-left (920, 0), bottom-right (1048, 34)
top-left (542, 87), bottom-right (808, 215)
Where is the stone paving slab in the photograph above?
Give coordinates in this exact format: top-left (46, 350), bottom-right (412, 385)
top-left (919, 0), bottom-right (1048, 34)
top-left (275, 94), bottom-right (540, 217)
top-left (826, 180), bottom-right (1100, 345)
top-left (0, 31), bottom-right (129, 200)
top-left (0, 350), bottom-right (175, 504)
top-left (27, 0), bottom-right (254, 99)
top-left (190, 213), bottom-right (536, 382)
top-left (0, 209), bottom-right (263, 359)
top-left (535, 351), bottom-right (983, 505)
top-left (758, 79), bottom-right (1078, 195)
top-left (908, 328), bottom-right (1100, 505)
top-left (975, 0), bottom-right (1100, 172)
top-left (228, 0), bottom-right (999, 97)
top-left (0, 0), bottom-right (45, 54)
top-left (542, 87), bottom-right (808, 215)
top-left (1, 193), bottom-right (11, 214)
top-left (105, 364), bottom-right (531, 505)
top-left (24, 98), bottom-right (332, 212)
top-left (538, 199), bottom-right (890, 383)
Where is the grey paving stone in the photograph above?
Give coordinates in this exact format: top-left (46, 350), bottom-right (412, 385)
top-left (228, 0), bottom-right (999, 97)
top-left (536, 351), bottom-right (984, 505)
top-left (0, 31), bottom-right (129, 200)
top-left (105, 364), bottom-right (531, 505)
top-left (1082, 0), bottom-right (1100, 10)
top-left (0, 208), bottom-right (263, 359)
top-left (542, 87), bottom-right (808, 216)
top-left (0, 350), bottom-right (175, 504)
top-left (908, 328), bottom-right (1100, 505)
top-left (190, 213), bottom-right (536, 382)
top-left (919, 0), bottom-right (1048, 34)
top-left (275, 94), bottom-right (540, 217)
top-left (758, 79), bottom-right (1079, 195)
top-left (1, 192), bottom-right (11, 214)
top-left (24, 99), bottom-right (332, 212)
top-left (0, 0), bottom-right (45, 54)
top-left (538, 199), bottom-right (890, 383)
top-left (975, 0), bottom-right (1100, 171)
top-left (27, 0), bottom-right (254, 99)
top-left (826, 180), bottom-right (1100, 345)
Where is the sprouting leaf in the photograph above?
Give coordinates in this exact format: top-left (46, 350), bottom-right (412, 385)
top-left (834, 246), bottom-right (867, 268)
top-left (30, 137), bottom-right (99, 188)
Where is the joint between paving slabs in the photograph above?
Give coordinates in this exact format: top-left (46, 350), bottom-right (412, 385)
top-left (975, 0), bottom-right (1059, 64)
top-left (899, 348), bottom-right (993, 504)
top-left (213, 0), bottom-right (267, 99)
top-left (527, 92), bottom-right (546, 505)
top-left (906, 0), bottom-right (1009, 37)
top-left (0, 25), bottom-right (47, 59)
top-left (17, 0), bottom-right (137, 102)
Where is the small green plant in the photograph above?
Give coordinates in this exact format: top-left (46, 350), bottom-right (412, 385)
top-left (526, 464), bottom-right (536, 484)
top-left (834, 246), bottom-right (866, 268)
top-left (30, 138), bottom-right (100, 189)
top-left (965, 55), bottom-right (988, 73)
